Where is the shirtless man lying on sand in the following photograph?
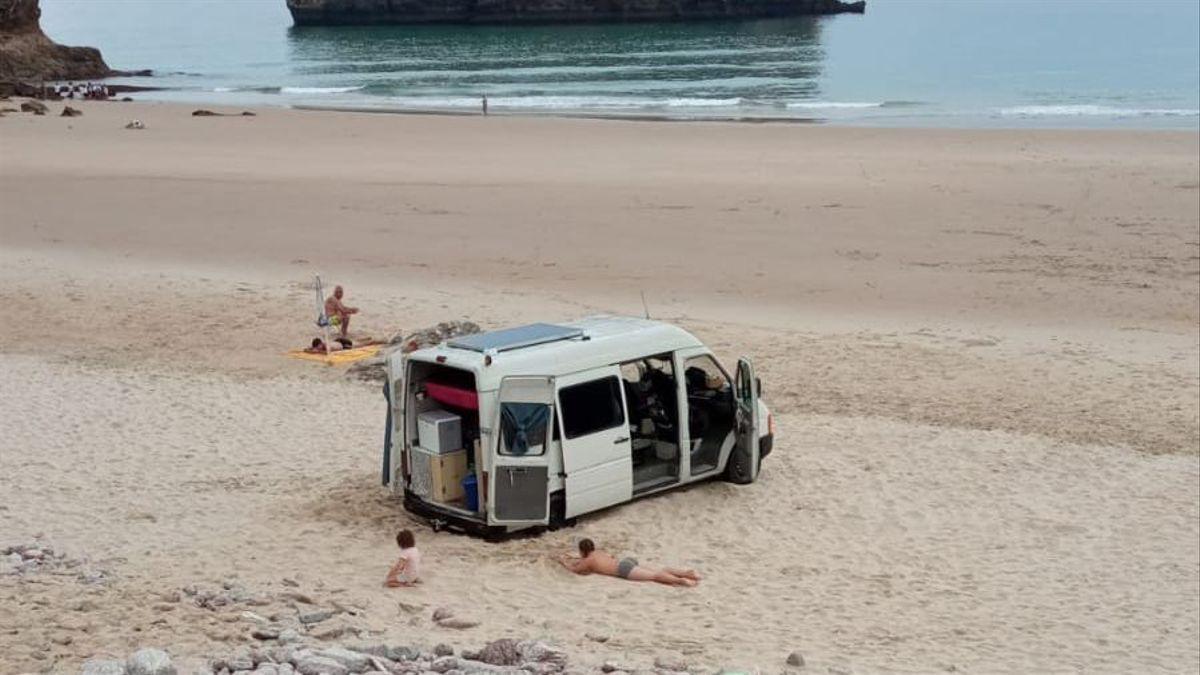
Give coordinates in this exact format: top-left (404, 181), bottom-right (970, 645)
top-left (558, 538), bottom-right (701, 587)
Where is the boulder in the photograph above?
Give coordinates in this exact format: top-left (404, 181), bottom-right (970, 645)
top-left (315, 647), bottom-right (371, 673)
top-left (786, 652), bottom-right (805, 668)
top-left (60, 104), bottom-right (81, 116)
top-left (252, 626), bottom-right (282, 640)
top-left (347, 322), bottom-right (482, 383)
top-left (515, 641), bottom-right (564, 668)
top-left (294, 654), bottom-right (349, 675)
top-left (386, 646), bottom-right (420, 662)
top-left (20, 99), bottom-right (46, 114)
top-left (299, 610), bottom-right (335, 625)
top-left (126, 648), bottom-right (177, 675)
top-left (81, 658), bottom-right (126, 675)
top-left (464, 640), bottom-right (519, 666)
top-left (433, 644), bottom-right (454, 657)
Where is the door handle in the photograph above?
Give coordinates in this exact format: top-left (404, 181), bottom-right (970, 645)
top-left (613, 436), bottom-right (630, 444)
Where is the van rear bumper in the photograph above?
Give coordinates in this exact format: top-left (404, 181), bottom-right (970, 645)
top-left (403, 489), bottom-right (506, 539)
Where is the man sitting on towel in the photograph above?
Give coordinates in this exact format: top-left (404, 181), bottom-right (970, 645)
top-left (324, 285), bottom-right (359, 337)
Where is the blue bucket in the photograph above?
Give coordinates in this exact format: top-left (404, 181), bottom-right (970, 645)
top-left (461, 473), bottom-right (479, 512)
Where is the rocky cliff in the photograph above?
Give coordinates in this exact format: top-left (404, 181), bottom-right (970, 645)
top-left (287, 0), bottom-right (865, 26)
top-left (0, 0), bottom-right (110, 81)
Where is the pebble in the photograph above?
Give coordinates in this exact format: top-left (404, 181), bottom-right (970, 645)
top-left (278, 628), bottom-right (302, 644)
top-left (584, 633), bottom-right (609, 643)
top-left (300, 610), bottom-right (335, 625)
top-left (786, 652), bottom-right (805, 668)
top-left (252, 626), bottom-right (282, 641)
top-left (127, 647), bottom-right (177, 675)
top-left (242, 611), bottom-right (271, 624)
top-left (432, 607), bottom-right (454, 623)
top-left (433, 644), bottom-right (454, 657)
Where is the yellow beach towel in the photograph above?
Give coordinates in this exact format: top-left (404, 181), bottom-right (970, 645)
top-left (286, 343), bottom-right (382, 365)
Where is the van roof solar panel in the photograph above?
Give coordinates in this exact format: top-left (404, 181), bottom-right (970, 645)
top-left (447, 323), bottom-right (584, 353)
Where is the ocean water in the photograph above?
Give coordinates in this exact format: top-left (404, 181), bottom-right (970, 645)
top-left (40, 0), bottom-right (1200, 128)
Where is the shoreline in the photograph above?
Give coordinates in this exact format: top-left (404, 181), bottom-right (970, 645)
top-left (54, 83), bottom-right (1196, 130)
top-left (291, 103), bottom-right (825, 124)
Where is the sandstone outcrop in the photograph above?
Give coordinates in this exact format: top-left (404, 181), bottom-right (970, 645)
top-left (0, 0), bottom-right (111, 81)
top-left (287, 0), bottom-right (865, 26)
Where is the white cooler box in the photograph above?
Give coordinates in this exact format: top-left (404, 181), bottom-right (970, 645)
top-left (417, 409), bottom-right (463, 454)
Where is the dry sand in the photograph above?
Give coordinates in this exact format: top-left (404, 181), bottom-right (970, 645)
top-left (1, 100), bottom-right (1198, 673)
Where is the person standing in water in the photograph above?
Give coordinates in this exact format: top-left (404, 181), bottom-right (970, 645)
top-left (558, 538), bottom-right (700, 587)
top-left (481, 94), bottom-right (489, 116)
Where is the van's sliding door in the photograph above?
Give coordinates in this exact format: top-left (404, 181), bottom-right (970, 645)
top-left (557, 367), bottom-right (633, 518)
top-left (489, 376), bottom-right (555, 527)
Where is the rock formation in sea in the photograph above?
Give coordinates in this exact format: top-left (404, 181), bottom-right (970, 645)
top-left (287, 0), bottom-right (866, 26)
top-left (0, 0), bottom-right (111, 82)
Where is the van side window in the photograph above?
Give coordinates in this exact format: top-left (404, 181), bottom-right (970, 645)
top-left (499, 402), bottom-right (550, 456)
top-left (559, 376), bottom-right (625, 440)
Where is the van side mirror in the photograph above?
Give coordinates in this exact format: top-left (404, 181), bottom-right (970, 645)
top-left (755, 377), bottom-right (762, 397)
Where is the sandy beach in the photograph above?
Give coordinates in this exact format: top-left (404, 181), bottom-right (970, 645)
top-left (1, 100), bottom-right (1198, 674)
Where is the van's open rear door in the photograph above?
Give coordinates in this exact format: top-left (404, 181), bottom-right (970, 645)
top-left (384, 354), bottom-right (406, 490)
top-left (728, 357), bottom-right (761, 484)
top-left (489, 376), bottom-right (554, 527)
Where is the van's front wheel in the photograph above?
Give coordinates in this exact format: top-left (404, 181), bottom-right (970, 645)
top-left (723, 448), bottom-right (761, 485)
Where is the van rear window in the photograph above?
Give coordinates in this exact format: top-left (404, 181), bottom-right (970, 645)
top-left (559, 376), bottom-right (625, 439)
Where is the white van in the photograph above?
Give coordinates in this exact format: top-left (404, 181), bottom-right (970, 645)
top-left (383, 316), bottom-right (774, 537)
